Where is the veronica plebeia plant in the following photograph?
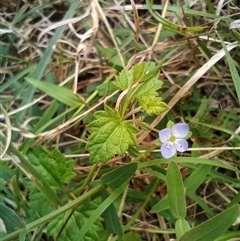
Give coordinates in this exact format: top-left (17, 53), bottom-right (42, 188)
top-left (86, 62), bottom-right (168, 163)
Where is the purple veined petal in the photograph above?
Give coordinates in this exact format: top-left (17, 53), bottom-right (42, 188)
top-left (174, 139), bottom-right (188, 152)
top-left (159, 128), bottom-right (172, 143)
top-left (172, 123), bottom-right (189, 138)
top-left (161, 142), bottom-right (176, 159)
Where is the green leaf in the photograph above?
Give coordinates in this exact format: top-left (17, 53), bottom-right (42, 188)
top-left (24, 181), bottom-right (54, 222)
top-left (175, 218), bottom-right (191, 240)
top-left (97, 81), bottom-right (119, 96)
top-left (86, 106), bottom-right (137, 163)
top-left (214, 231), bottom-right (240, 241)
top-left (25, 77), bottom-right (81, 107)
top-left (113, 62), bottom-right (163, 92)
top-left (122, 231), bottom-right (143, 241)
top-left (101, 188), bottom-right (123, 236)
top-left (150, 194), bottom-right (169, 213)
top-left (27, 146), bottom-right (76, 189)
top-left (228, 191), bottom-right (240, 207)
top-left (47, 203), bottom-right (103, 241)
top-left (74, 181), bottom-right (128, 241)
top-left (139, 96), bottom-right (168, 115)
top-left (0, 203), bottom-right (24, 232)
top-left (180, 204), bottom-right (240, 241)
top-left (132, 62), bottom-right (147, 83)
top-left (184, 165), bottom-right (211, 193)
top-left (128, 74), bottom-right (163, 100)
top-left (167, 161), bottom-right (186, 219)
top-left (101, 162), bottom-right (138, 189)
top-left (114, 68), bottom-right (133, 90)
top-left (98, 46), bottom-right (123, 69)
top-left (0, 165), bottom-right (12, 180)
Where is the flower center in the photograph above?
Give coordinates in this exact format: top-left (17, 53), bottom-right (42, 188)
top-left (169, 135), bottom-right (176, 143)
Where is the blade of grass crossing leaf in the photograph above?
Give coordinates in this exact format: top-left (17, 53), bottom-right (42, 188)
top-left (101, 162), bottom-right (138, 189)
top-left (180, 204), bottom-right (240, 241)
top-left (0, 135), bottom-right (62, 206)
top-left (19, 1), bottom-right (80, 120)
top-left (101, 188), bottom-right (123, 236)
top-left (218, 35), bottom-right (240, 102)
top-left (75, 181), bottom-right (129, 241)
top-left (167, 161), bottom-right (186, 219)
top-left (1, 183), bottom-right (103, 241)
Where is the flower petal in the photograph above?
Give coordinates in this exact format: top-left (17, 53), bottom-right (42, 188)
top-left (172, 123), bottom-right (189, 138)
top-left (161, 142), bottom-right (176, 159)
top-left (159, 128), bottom-right (172, 143)
top-left (174, 139), bottom-right (188, 152)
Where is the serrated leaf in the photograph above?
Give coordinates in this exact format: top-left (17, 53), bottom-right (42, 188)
top-left (97, 81), bottom-right (119, 96)
top-left (47, 203), bottom-right (103, 241)
top-left (26, 187), bottom-right (54, 222)
top-left (27, 146), bottom-right (76, 189)
top-left (139, 96), bottom-right (168, 115)
top-left (180, 204), bottom-right (240, 241)
top-left (129, 75), bottom-right (163, 100)
top-left (132, 62), bottom-right (147, 83)
top-left (114, 69), bottom-right (133, 90)
top-left (86, 106), bottom-right (137, 163)
top-left (113, 62), bottom-right (162, 91)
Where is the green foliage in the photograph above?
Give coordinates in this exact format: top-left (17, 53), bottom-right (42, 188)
top-left (180, 204), bottom-right (240, 241)
top-left (0, 203), bottom-right (24, 233)
top-left (25, 182), bottom-right (54, 222)
top-left (122, 231), bottom-right (143, 241)
top-left (86, 106), bottom-right (138, 163)
top-left (27, 146), bottom-right (76, 189)
top-left (47, 202), bottom-right (103, 241)
top-left (25, 77), bottom-right (81, 107)
top-left (101, 188), bottom-right (123, 236)
top-left (2, 1), bottom-right (240, 241)
top-left (139, 96), bottom-right (168, 115)
top-left (101, 162), bottom-right (138, 189)
top-left (167, 161), bottom-right (186, 219)
top-left (113, 62), bottom-right (163, 100)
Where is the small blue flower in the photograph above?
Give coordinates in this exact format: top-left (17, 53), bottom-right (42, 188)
top-left (159, 123), bottom-right (189, 159)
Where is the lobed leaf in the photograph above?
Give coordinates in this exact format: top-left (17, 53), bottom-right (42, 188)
top-left (139, 96), bottom-right (168, 115)
top-left (27, 146), bottom-right (76, 189)
top-left (47, 203), bottom-right (103, 241)
top-left (86, 106), bottom-right (137, 163)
